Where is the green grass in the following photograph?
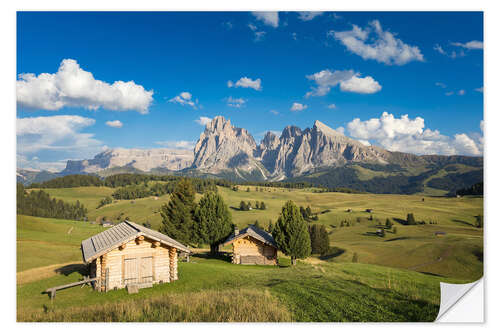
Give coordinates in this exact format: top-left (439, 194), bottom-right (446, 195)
top-left (17, 254), bottom-right (467, 322)
top-left (17, 215), bottom-right (105, 271)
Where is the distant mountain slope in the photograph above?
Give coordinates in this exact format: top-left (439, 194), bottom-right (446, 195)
top-left (23, 115), bottom-right (482, 194)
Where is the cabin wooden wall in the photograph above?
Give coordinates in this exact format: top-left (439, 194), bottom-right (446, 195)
top-left (232, 237), bottom-right (277, 265)
top-left (95, 237), bottom-right (174, 291)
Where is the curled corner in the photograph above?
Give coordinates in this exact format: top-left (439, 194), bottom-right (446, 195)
top-left (435, 278), bottom-right (483, 322)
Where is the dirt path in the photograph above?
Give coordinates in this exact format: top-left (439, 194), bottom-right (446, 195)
top-left (17, 261), bottom-right (82, 285)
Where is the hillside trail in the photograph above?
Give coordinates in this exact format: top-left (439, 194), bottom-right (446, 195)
top-left (17, 261), bottom-right (82, 285)
top-left (407, 246), bottom-right (453, 271)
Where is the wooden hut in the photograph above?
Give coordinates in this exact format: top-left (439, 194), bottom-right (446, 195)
top-left (222, 225), bottom-right (278, 265)
top-left (81, 220), bottom-right (189, 292)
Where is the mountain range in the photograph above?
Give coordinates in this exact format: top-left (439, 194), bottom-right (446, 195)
top-left (18, 116), bottom-right (483, 195)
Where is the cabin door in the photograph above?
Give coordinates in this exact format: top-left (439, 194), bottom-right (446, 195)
top-left (139, 256), bottom-right (153, 284)
top-left (124, 257), bottom-right (139, 285)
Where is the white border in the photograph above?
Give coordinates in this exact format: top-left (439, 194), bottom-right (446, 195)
top-left (2, 0), bottom-right (498, 332)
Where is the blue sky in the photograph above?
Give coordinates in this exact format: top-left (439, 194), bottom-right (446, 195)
top-left (16, 11), bottom-right (484, 171)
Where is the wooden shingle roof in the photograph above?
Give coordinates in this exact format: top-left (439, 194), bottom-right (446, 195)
top-left (222, 225), bottom-right (278, 248)
top-left (81, 220), bottom-right (189, 263)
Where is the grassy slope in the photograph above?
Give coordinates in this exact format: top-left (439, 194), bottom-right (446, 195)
top-left (31, 185), bottom-right (483, 279)
top-left (18, 252), bottom-right (465, 322)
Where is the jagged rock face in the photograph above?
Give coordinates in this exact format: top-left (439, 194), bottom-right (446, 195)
top-left (193, 116), bottom-right (261, 173)
top-left (193, 117), bottom-right (393, 179)
top-left (63, 148), bottom-right (194, 174)
top-left (260, 120), bottom-right (391, 178)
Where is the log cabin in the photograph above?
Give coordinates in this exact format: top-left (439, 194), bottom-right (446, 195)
top-left (81, 220), bottom-right (189, 292)
top-left (222, 225), bottom-right (278, 265)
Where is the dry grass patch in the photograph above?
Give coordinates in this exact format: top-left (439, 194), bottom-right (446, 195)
top-left (18, 289), bottom-right (291, 322)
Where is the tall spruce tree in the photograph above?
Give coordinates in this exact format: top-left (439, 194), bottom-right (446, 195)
top-left (193, 191), bottom-right (232, 253)
top-left (318, 225), bottom-right (330, 255)
top-left (272, 200), bottom-right (311, 265)
top-left (159, 178), bottom-right (196, 245)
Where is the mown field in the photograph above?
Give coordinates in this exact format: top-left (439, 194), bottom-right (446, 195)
top-left (17, 184), bottom-right (483, 321)
top-left (17, 214), bottom-right (468, 322)
top-left (36, 185), bottom-right (483, 279)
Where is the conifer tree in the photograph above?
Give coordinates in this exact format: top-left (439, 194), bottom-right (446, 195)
top-left (159, 178), bottom-right (196, 245)
top-left (272, 200), bottom-right (311, 265)
top-left (260, 201), bottom-right (266, 210)
top-left (193, 191), bottom-right (232, 253)
top-left (352, 252), bottom-right (359, 263)
top-left (385, 218), bottom-right (392, 229)
top-left (406, 213), bottom-right (416, 225)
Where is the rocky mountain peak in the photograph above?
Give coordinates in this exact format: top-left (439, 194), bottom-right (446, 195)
top-left (313, 120), bottom-right (344, 138)
top-left (281, 125), bottom-right (302, 138)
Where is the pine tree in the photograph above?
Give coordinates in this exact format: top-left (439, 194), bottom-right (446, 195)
top-left (159, 178), bottom-right (196, 245)
top-left (318, 225), bottom-right (330, 255)
top-left (406, 213), bottom-right (416, 225)
top-left (254, 220), bottom-right (261, 229)
top-left (385, 218), bottom-right (392, 229)
top-left (475, 215), bottom-right (483, 228)
top-left (272, 200), bottom-right (311, 265)
top-left (267, 220), bottom-right (274, 233)
top-left (352, 252), bottom-right (359, 263)
top-left (260, 201), bottom-right (266, 210)
top-left (193, 191), bottom-right (232, 253)
top-left (255, 201), bottom-right (260, 209)
top-left (393, 226), bottom-right (397, 234)
top-left (239, 201), bottom-right (248, 211)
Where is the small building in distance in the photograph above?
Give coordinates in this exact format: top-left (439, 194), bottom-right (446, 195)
top-left (223, 225), bottom-right (278, 265)
top-left (81, 220), bottom-right (190, 292)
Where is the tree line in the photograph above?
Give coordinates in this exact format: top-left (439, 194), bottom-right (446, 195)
top-left (17, 183), bottom-right (87, 220)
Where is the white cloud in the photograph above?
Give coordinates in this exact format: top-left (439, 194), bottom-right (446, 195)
top-left (17, 59), bottom-right (153, 113)
top-left (297, 12), bottom-right (323, 21)
top-left (251, 12), bottom-right (279, 28)
top-left (445, 91), bottom-right (454, 96)
top-left (105, 120), bottom-right (123, 128)
top-left (228, 77), bottom-right (262, 91)
top-left (270, 110), bottom-right (279, 115)
top-left (340, 75), bottom-right (382, 94)
top-left (290, 102), bottom-right (307, 112)
top-left (475, 87), bottom-right (484, 93)
top-left (226, 97), bottom-right (247, 108)
top-left (458, 89), bottom-right (466, 96)
top-left (195, 116), bottom-right (212, 126)
top-left (451, 40), bottom-right (483, 50)
top-left (346, 112), bottom-right (483, 156)
top-left (17, 115), bottom-right (104, 171)
top-left (435, 82), bottom-right (447, 88)
top-left (306, 69), bottom-right (381, 97)
top-left (155, 140), bottom-right (196, 150)
top-left (434, 43), bottom-right (465, 58)
top-left (327, 104), bottom-right (337, 109)
top-left (332, 20), bottom-right (424, 65)
top-left (169, 91), bottom-right (199, 109)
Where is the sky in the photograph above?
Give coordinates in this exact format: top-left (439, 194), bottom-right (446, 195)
top-left (16, 11), bottom-right (484, 171)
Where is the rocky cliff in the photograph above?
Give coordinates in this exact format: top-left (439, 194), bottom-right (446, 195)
top-left (62, 148), bottom-right (194, 174)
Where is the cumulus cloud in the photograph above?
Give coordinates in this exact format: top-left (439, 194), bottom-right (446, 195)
top-left (169, 91), bottom-right (199, 109)
top-left (327, 104), bottom-right (337, 109)
top-left (340, 75), bottom-right (382, 94)
top-left (305, 69), bottom-right (381, 97)
top-left (155, 140), bottom-right (196, 150)
top-left (105, 120), bottom-right (123, 128)
top-left (332, 20), bottom-right (424, 65)
top-left (346, 112), bottom-right (483, 156)
top-left (297, 12), bottom-right (323, 21)
top-left (251, 12), bottom-right (279, 27)
top-left (290, 102), bottom-right (307, 112)
top-left (226, 97), bottom-right (247, 108)
top-left (247, 24), bottom-right (266, 41)
top-left (227, 77), bottom-right (262, 91)
top-left (195, 116), bottom-right (212, 126)
top-left (451, 40), bottom-right (483, 50)
top-left (17, 115), bottom-right (103, 171)
top-left (17, 59), bottom-right (153, 113)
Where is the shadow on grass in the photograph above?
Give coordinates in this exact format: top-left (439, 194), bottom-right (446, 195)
top-left (384, 236), bottom-right (412, 242)
top-left (192, 252), bottom-right (232, 263)
top-left (393, 218), bottom-right (408, 225)
top-left (319, 247), bottom-right (345, 260)
top-left (55, 264), bottom-right (89, 276)
top-left (452, 219), bottom-right (475, 227)
top-left (419, 271), bottom-right (444, 277)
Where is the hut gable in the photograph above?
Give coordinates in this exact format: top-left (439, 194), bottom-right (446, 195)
top-left (223, 225), bottom-right (278, 265)
top-left (81, 221), bottom-right (189, 292)
top-left (81, 220), bottom-right (189, 263)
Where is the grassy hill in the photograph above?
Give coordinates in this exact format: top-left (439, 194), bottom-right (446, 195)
top-left (17, 182), bottom-right (483, 321)
top-left (17, 215), bottom-right (471, 322)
